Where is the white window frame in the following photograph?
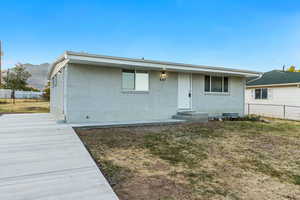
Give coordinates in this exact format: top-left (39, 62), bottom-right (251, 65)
top-left (122, 69), bottom-right (149, 92)
top-left (254, 88), bottom-right (268, 100)
top-left (204, 75), bottom-right (229, 94)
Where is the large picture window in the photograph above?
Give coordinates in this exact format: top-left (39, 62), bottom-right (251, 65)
top-left (122, 69), bottom-right (149, 91)
top-left (255, 88), bottom-right (268, 99)
top-left (204, 76), bottom-right (229, 93)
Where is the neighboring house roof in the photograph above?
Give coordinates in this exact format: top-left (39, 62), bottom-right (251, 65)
top-left (49, 51), bottom-right (261, 79)
top-left (247, 70), bottom-right (300, 87)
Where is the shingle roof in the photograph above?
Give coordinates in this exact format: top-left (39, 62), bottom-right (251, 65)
top-left (247, 70), bottom-right (300, 86)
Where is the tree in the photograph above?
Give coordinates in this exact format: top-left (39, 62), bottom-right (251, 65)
top-left (288, 65), bottom-right (296, 72)
top-left (43, 82), bottom-right (50, 101)
top-left (23, 86), bottom-right (40, 92)
top-left (3, 64), bottom-right (31, 103)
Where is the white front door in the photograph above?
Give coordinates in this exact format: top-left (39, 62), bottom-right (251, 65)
top-left (178, 73), bottom-right (192, 109)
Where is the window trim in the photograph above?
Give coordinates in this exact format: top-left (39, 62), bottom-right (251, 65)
top-left (122, 69), bottom-right (150, 92)
top-left (254, 88), bottom-right (268, 100)
top-left (204, 75), bottom-right (229, 94)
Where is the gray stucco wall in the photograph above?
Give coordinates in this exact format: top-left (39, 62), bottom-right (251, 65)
top-left (192, 74), bottom-right (245, 117)
top-left (60, 64), bottom-right (246, 123)
top-left (50, 68), bottom-right (65, 120)
top-left (65, 64), bottom-right (178, 123)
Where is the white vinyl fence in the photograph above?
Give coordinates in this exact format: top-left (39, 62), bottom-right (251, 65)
top-left (245, 103), bottom-right (300, 121)
top-left (0, 89), bottom-right (43, 99)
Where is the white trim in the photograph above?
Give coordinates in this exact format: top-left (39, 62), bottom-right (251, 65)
top-left (121, 69), bottom-right (150, 92)
top-left (63, 65), bottom-right (68, 119)
top-left (247, 82), bottom-right (300, 88)
top-left (68, 55), bottom-right (259, 77)
top-left (49, 51), bottom-right (261, 78)
top-left (254, 88), bottom-right (268, 100)
top-left (50, 59), bottom-right (69, 79)
top-left (247, 74), bottom-right (263, 83)
top-left (243, 78), bottom-right (246, 116)
top-left (178, 73), bottom-right (192, 110)
top-left (204, 75), bottom-right (229, 93)
top-left (204, 92), bottom-right (230, 96)
top-left (189, 73), bottom-right (193, 110)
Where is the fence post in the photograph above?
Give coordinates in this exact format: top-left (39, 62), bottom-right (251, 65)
top-left (283, 105), bottom-right (286, 119)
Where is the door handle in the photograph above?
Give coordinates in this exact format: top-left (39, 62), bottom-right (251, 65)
top-left (188, 92), bottom-right (191, 98)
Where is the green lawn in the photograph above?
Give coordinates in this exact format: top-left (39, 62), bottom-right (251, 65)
top-left (0, 99), bottom-right (49, 114)
top-left (76, 119), bottom-right (300, 200)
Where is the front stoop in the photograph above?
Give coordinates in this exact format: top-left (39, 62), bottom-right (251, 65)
top-left (172, 111), bottom-right (209, 122)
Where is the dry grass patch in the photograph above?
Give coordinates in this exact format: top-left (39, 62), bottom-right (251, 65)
top-left (76, 120), bottom-right (300, 200)
top-left (0, 99), bottom-right (49, 113)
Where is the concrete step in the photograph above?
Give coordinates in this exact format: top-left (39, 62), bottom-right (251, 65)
top-left (176, 110), bottom-right (197, 115)
top-left (172, 111), bottom-right (208, 122)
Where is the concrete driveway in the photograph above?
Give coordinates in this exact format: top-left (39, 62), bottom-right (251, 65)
top-left (0, 113), bottom-right (118, 200)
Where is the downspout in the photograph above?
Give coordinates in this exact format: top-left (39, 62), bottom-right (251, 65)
top-left (63, 64), bottom-right (68, 122)
top-left (243, 77), bottom-right (246, 116)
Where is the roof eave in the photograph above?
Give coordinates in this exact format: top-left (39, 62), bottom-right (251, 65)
top-left (247, 82), bottom-right (300, 88)
top-left (48, 52), bottom-right (68, 79)
top-left (49, 51), bottom-right (262, 79)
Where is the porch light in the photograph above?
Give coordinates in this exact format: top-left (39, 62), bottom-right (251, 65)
top-left (160, 71), bottom-right (167, 81)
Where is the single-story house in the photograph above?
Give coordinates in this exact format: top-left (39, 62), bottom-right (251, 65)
top-left (49, 51), bottom-right (260, 123)
top-left (246, 70), bottom-right (300, 106)
top-left (245, 70), bottom-right (300, 119)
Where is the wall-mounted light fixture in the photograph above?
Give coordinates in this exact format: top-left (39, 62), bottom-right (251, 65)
top-left (160, 71), bottom-right (167, 81)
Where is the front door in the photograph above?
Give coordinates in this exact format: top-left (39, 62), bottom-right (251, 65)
top-left (178, 73), bottom-right (192, 109)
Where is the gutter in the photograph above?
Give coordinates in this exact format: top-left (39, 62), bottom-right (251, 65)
top-left (246, 82), bottom-right (300, 88)
top-left (66, 51), bottom-right (261, 75)
top-left (247, 74), bottom-right (263, 83)
top-left (48, 52), bottom-right (68, 79)
top-left (49, 51), bottom-right (262, 79)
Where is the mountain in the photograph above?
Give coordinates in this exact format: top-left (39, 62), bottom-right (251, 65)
top-left (1, 63), bottom-right (51, 91)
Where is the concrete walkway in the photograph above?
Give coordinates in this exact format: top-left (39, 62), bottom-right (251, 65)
top-left (0, 113), bottom-right (118, 200)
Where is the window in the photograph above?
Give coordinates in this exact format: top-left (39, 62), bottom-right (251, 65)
top-left (223, 77), bottom-right (229, 92)
top-left (122, 69), bottom-right (149, 91)
top-left (205, 76), bottom-right (210, 92)
top-left (255, 88), bottom-right (268, 99)
top-left (204, 76), bottom-right (229, 93)
top-left (122, 70), bottom-right (135, 90)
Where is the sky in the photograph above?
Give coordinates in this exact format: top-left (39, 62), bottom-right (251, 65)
top-left (1, 0), bottom-right (300, 72)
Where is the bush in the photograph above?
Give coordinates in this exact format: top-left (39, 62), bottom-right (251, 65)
top-left (0, 100), bottom-right (8, 104)
top-left (240, 114), bottom-right (261, 121)
top-left (42, 86), bottom-right (50, 101)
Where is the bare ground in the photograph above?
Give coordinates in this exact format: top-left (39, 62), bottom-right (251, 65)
top-left (75, 120), bottom-right (300, 200)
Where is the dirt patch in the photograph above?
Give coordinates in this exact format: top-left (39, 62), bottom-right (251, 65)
top-left (75, 120), bottom-right (300, 200)
top-left (117, 175), bottom-right (192, 200)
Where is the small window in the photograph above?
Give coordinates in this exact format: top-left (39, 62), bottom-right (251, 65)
top-left (262, 88), bottom-right (268, 99)
top-left (224, 77), bottom-right (228, 92)
top-left (204, 76), bottom-right (229, 93)
top-left (135, 71), bottom-right (149, 91)
top-left (122, 70), bottom-right (135, 90)
top-left (211, 76), bottom-right (223, 92)
top-left (205, 76), bottom-right (210, 92)
top-left (255, 89), bottom-right (261, 99)
top-left (255, 88), bottom-right (268, 99)
top-left (122, 69), bottom-right (149, 91)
